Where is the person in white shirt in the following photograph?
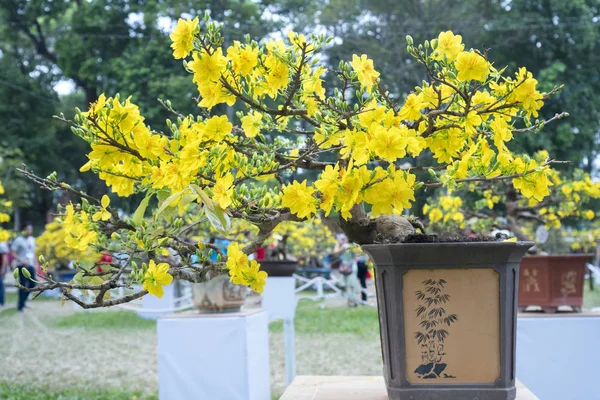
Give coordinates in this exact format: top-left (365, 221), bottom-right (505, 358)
top-left (11, 223), bottom-right (36, 312)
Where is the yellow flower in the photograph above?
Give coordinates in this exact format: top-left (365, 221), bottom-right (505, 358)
top-left (584, 210), bottom-right (595, 220)
top-left (281, 180), bottom-right (317, 218)
top-left (226, 241), bottom-right (249, 278)
top-left (204, 115), bottom-right (233, 142)
top-left (350, 54), bottom-right (380, 93)
top-left (189, 48), bottom-right (228, 87)
top-left (212, 174), bottom-right (234, 209)
top-left (92, 195), bottom-right (111, 221)
top-left (245, 260), bottom-right (268, 293)
top-left (512, 68), bottom-right (544, 118)
top-left (241, 111), bottom-right (263, 138)
top-left (227, 41), bottom-right (258, 76)
top-left (369, 126), bottom-right (408, 162)
top-left (440, 196), bottom-right (454, 211)
top-left (143, 260), bottom-right (174, 298)
top-left (463, 111), bottom-right (482, 135)
top-left (433, 31), bottom-right (464, 62)
top-left (398, 93), bottom-right (426, 121)
top-left (504, 237), bottom-right (517, 242)
top-left (429, 208), bottom-right (443, 223)
top-left (0, 181), bottom-right (4, 195)
top-left (169, 17), bottom-right (198, 59)
top-left (455, 51), bottom-right (489, 82)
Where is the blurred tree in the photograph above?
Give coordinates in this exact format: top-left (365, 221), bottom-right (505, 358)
top-left (0, 0), bottom-right (299, 218)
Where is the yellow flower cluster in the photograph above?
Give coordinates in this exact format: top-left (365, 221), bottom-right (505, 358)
top-left (36, 220), bottom-right (98, 269)
top-left (271, 218), bottom-right (336, 258)
top-left (0, 180), bottom-right (11, 242)
top-left (226, 242), bottom-right (267, 293)
top-left (61, 204), bottom-right (99, 252)
top-left (423, 196), bottom-right (465, 229)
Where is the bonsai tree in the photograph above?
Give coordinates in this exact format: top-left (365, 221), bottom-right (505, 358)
top-left (422, 158), bottom-right (600, 244)
top-left (19, 17), bottom-right (569, 307)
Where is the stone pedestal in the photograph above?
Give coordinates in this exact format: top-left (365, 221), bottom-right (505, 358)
top-left (157, 309), bottom-right (270, 400)
top-left (262, 276), bottom-right (297, 321)
top-left (280, 376), bottom-right (539, 399)
top-left (262, 276), bottom-right (297, 385)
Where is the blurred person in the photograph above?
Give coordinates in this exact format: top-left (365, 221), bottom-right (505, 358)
top-left (333, 233), bottom-right (360, 306)
top-left (11, 223), bottom-right (36, 312)
top-left (0, 240), bottom-right (8, 306)
top-left (356, 255), bottom-right (369, 302)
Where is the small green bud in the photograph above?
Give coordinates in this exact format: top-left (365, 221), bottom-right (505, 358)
top-left (21, 267), bottom-right (31, 279)
top-left (405, 35), bottom-right (414, 46)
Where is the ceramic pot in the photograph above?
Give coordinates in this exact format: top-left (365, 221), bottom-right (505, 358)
top-left (259, 260), bottom-right (298, 277)
top-left (362, 241), bottom-right (532, 400)
top-left (192, 275), bottom-right (247, 313)
top-left (519, 254), bottom-right (593, 313)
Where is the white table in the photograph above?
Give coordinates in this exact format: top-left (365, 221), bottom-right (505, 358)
top-left (280, 376), bottom-right (539, 399)
top-left (157, 309), bottom-right (270, 400)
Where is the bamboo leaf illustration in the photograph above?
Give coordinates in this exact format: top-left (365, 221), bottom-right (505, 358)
top-left (438, 279), bottom-right (447, 287)
top-left (416, 305), bottom-right (426, 317)
top-left (415, 290), bottom-right (425, 300)
top-left (443, 314), bottom-right (458, 326)
top-left (438, 294), bottom-right (450, 303)
top-left (437, 329), bottom-right (449, 341)
top-left (423, 279), bottom-right (434, 286)
top-left (426, 286), bottom-right (441, 295)
top-left (415, 332), bottom-right (426, 344)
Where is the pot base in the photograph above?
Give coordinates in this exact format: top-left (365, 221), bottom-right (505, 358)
top-left (387, 386), bottom-right (516, 400)
top-left (196, 306), bottom-right (242, 314)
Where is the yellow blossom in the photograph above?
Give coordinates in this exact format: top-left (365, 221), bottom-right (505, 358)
top-left (455, 51), bottom-right (489, 82)
top-left (143, 260), bottom-right (173, 298)
top-left (433, 31), bottom-right (464, 62)
top-left (169, 17), bottom-right (198, 59)
top-left (369, 126), bottom-right (408, 162)
top-left (281, 180), bottom-right (317, 218)
top-left (350, 54), bottom-right (380, 93)
top-left (241, 111), bottom-right (263, 138)
top-left (92, 195), bottom-right (111, 221)
top-left (212, 174), bottom-right (235, 209)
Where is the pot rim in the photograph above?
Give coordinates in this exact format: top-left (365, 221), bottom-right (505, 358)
top-left (362, 240), bottom-right (534, 249)
top-left (522, 253), bottom-right (594, 259)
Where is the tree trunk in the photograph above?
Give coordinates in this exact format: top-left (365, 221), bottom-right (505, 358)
top-left (339, 203), bottom-right (415, 244)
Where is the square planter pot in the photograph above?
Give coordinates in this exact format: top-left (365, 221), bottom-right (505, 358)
top-left (519, 254), bottom-right (593, 313)
top-left (362, 241), bottom-right (532, 400)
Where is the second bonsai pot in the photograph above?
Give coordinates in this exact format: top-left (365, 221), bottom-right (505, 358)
top-left (362, 241), bottom-right (532, 400)
top-left (259, 260), bottom-right (298, 277)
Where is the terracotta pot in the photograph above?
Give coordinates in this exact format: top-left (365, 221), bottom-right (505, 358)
top-left (518, 254), bottom-right (593, 313)
top-left (191, 275), bottom-right (248, 313)
top-left (259, 260), bottom-right (298, 277)
top-left (363, 241), bottom-right (532, 400)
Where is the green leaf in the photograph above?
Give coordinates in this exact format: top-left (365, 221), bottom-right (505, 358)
top-left (132, 194), bottom-right (153, 226)
top-left (205, 205), bottom-right (231, 232)
top-left (155, 189), bottom-right (185, 219)
top-left (189, 184), bottom-right (214, 211)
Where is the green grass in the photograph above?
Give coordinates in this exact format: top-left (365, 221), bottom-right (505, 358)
top-left (584, 278), bottom-right (600, 309)
top-left (3, 291), bottom-right (59, 304)
top-left (0, 383), bottom-right (157, 400)
top-left (269, 298), bottom-right (379, 338)
top-left (52, 310), bottom-right (157, 330)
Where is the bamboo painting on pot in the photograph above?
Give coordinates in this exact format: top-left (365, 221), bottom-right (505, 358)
top-left (403, 269), bottom-right (501, 384)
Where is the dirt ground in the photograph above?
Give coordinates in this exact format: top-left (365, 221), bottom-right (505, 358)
top-left (0, 298), bottom-right (382, 398)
